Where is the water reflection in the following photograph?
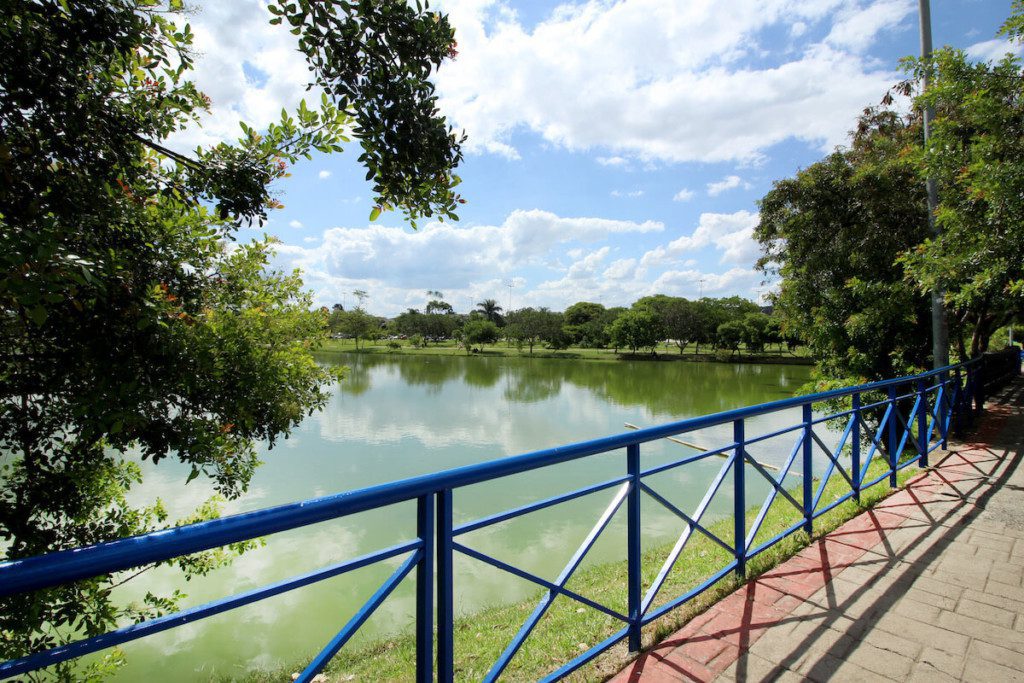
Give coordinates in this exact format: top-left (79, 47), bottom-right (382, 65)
top-left (331, 352), bottom-right (805, 418)
top-left (110, 354), bottom-right (811, 681)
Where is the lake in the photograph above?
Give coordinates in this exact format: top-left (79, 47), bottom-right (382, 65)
top-left (111, 353), bottom-right (814, 680)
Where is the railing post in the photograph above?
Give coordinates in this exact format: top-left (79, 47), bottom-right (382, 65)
top-left (626, 443), bottom-right (642, 652)
top-left (974, 360), bottom-right (986, 417)
top-left (733, 419), bottom-right (746, 577)
top-left (416, 495), bottom-right (434, 683)
top-left (950, 368), bottom-right (958, 438)
top-left (965, 366), bottom-right (974, 427)
top-left (437, 489), bottom-right (454, 683)
top-left (801, 404), bottom-right (814, 534)
top-left (939, 371), bottom-right (949, 450)
top-left (851, 393), bottom-right (861, 504)
top-left (916, 378), bottom-right (929, 468)
top-left (887, 385), bottom-right (899, 487)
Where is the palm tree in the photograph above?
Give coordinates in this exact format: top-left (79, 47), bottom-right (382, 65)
top-left (476, 299), bottom-right (504, 324)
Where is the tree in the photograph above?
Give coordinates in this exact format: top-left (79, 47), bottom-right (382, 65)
top-left (691, 299), bottom-right (730, 353)
top-left (392, 308), bottom-right (455, 343)
top-left (717, 320), bottom-right (745, 356)
top-left (608, 309), bottom-right (662, 355)
top-left (424, 290), bottom-right (454, 315)
top-left (636, 295), bottom-right (699, 354)
top-left (334, 309), bottom-right (379, 349)
top-left (563, 301), bottom-right (611, 347)
top-left (897, 16), bottom-right (1024, 357)
top-left (462, 319), bottom-right (500, 353)
top-left (713, 296), bottom-right (761, 321)
top-left (505, 308), bottom-right (563, 354)
top-left (632, 295), bottom-right (675, 340)
top-left (0, 0), bottom-right (463, 676)
top-left (476, 298), bottom-right (504, 325)
top-left (756, 108), bottom-right (932, 384)
top-left (764, 316), bottom-right (786, 353)
top-left (604, 307), bottom-right (628, 352)
top-left (391, 309), bottom-right (423, 337)
top-left (740, 312), bottom-right (772, 354)
top-left (425, 299), bottom-right (454, 315)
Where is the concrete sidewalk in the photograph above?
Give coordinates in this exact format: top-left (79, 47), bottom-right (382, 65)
top-left (612, 378), bottom-right (1024, 682)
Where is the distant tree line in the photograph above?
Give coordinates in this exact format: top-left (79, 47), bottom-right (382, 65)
top-left (326, 290), bottom-right (798, 356)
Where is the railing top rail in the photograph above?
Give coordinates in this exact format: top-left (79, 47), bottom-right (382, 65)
top-left (0, 359), bottom-right (980, 597)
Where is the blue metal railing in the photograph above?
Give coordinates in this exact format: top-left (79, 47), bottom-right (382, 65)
top-left (1, 350), bottom-right (1020, 681)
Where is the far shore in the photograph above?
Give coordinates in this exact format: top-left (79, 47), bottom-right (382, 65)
top-left (316, 338), bottom-right (815, 365)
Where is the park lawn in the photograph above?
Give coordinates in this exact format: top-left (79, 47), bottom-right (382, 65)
top-left (237, 457), bottom-right (915, 682)
top-left (317, 338), bottom-right (810, 363)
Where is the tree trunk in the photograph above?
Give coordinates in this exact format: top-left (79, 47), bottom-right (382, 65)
top-left (970, 311), bottom-right (996, 357)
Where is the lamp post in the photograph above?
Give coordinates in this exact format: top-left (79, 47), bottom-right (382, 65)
top-left (504, 279), bottom-right (515, 314)
top-left (919, 0), bottom-right (949, 367)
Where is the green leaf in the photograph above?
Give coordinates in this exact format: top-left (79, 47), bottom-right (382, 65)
top-left (27, 306), bottom-right (47, 326)
top-left (368, 206), bottom-right (382, 221)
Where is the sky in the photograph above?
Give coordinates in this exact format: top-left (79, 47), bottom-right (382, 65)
top-left (172, 0), bottom-right (1019, 317)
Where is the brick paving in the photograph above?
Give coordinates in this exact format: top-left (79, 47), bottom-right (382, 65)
top-left (611, 378), bottom-right (1024, 682)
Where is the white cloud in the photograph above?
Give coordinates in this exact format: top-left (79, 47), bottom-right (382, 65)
top-left (318, 170), bottom-right (332, 180)
top-left (566, 247), bottom-right (610, 280)
top-left (966, 38), bottom-right (1022, 62)
top-left (436, 0), bottom-right (912, 164)
top-left (492, 210), bottom-right (767, 310)
top-left (603, 258), bottom-right (638, 281)
top-left (162, 0), bottom-right (915, 170)
top-left (165, 1), bottom-right (318, 151)
top-left (790, 21), bottom-right (808, 37)
top-left (824, 0), bottom-right (912, 52)
top-left (706, 175), bottom-right (742, 196)
top-left (641, 210), bottom-right (760, 267)
top-left (673, 188), bottom-right (695, 202)
top-left (275, 207), bottom-right (769, 313)
top-left (651, 267), bottom-right (762, 297)
top-left (528, 259), bottom-right (760, 309)
top-left (289, 219), bottom-right (304, 229)
top-left (610, 189), bottom-right (645, 198)
top-left (715, 224), bottom-right (761, 264)
top-left (273, 209), bottom-right (662, 314)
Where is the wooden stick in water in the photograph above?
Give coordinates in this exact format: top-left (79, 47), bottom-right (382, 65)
top-left (623, 422), bottom-right (802, 477)
top-left (623, 422), bottom-right (709, 452)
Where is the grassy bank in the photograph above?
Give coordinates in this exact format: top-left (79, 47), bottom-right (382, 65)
top-left (317, 338), bottom-right (813, 365)
top-left (236, 459), bottom-right (914, 682)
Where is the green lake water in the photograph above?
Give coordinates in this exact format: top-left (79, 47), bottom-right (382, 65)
top-left (110, 354), bottom-right (816, 680)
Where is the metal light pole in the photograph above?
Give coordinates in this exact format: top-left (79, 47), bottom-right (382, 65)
top-left (919, 0), bottom-right (950, 367)
top-left (504, 279), bottom-right (515, 313)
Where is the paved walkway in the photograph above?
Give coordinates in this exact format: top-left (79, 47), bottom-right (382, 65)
top-left (612, 378), bottom-right (1024, 682)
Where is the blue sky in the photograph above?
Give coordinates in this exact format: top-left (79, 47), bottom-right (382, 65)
top-left (174, 0), bottom-right (1018, 316)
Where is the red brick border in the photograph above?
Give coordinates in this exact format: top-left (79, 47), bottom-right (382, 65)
top-left (610, 401), bottom-right (1015, 683)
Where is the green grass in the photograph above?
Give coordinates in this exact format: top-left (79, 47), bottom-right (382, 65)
top-left (235, 458), bottom-right (916, 682)
top-left (318, 338), bottom-right (812, 365)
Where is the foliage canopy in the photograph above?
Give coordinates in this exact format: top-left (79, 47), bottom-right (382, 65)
top-left (756, 109), bottom-right (932, 384)
top-left (0, 0), bottom-right (463, 676)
